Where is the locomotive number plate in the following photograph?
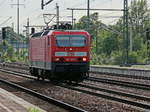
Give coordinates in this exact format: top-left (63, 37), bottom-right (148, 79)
top-left (67, 52), bottom-right (74, 56)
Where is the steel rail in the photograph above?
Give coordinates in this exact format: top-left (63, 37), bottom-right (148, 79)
top-left (1, 64), bottom-right (150, 92)
top-left (90, 71), bottom-right (150, 80)
top-left (1, 64), bottom-right (29, 70)
top-left (1, 67), bottom-right (150, 102)
top-left (1, 66), bottom-right (150, 110)
top-left (1, 62), bottom-right (150, 80)
top-left (59, 84), bottom-right (150, 110)
top-left (78, 83), bottom-right (150, 102)
top-left (1, 64), bottom-right (150, 91)
top-left (0, 78), bottom-right (87, 112)
top-left (87, 77), bottom-right (150, 91)
top-left (0, 68), bottom-right (33, 79)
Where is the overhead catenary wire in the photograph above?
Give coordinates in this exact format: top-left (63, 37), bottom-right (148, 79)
top-left (3, 0), bottom-right (149, 34)
top-left (0, 16), bottom-right (12, 27)
top-left (21, 0), bottom-right (120, 33)
top-left (99, 16), bottom-right (123, 18)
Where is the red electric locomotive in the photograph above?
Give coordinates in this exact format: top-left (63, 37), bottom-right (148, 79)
top-left (29, 29), bottom-right (90, 82)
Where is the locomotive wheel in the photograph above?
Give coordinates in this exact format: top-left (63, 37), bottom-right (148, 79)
top-left (36, 69), bottom-right (43, 80)
top-left (65, 80), bottom-right (79, 86)
top-left (32, 68), bottom-right (38, 76)
top-left (41, 76), bottom-right (45, 81)
top-left (37, 75), bottom-right (40, 81)
top-left (38, 69), bottom-right (43, 75)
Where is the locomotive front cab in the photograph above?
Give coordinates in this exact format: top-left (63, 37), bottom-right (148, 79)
top-left (51, 31), bottom-right (90, 81)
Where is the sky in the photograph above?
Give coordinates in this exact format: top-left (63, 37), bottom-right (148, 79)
top-left (0, 0), bottom-right (150, 34)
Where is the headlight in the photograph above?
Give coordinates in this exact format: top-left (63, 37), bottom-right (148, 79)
top-left (55, 57), bottom-right (64, 62)
top-left (55, 58), bottom-right (60, 61)
top-left (83, 58), bottom-right (87, 61)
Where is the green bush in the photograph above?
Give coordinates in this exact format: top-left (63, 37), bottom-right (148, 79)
top-left (28, 107), bottom-right (41, 112)
top-left (128, 52), bottom-right (139, 64)
top-left (113, 52), bottom-right (142, 65)
top-left (113, 53), bottom-right (122, 65)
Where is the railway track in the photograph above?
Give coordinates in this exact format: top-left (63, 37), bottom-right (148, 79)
top-left (1, 64), bottom-right (150, 92)
top-left (0, 78), bottom-right (87, 112)
top-left (90, 65), bottom-right (150, 80)
top-left (0, 63), bottom-right (150, 80)
top-left (59, 83), bottom-right (150, 110)
top-left (78, 83), bottom-right (150, 102)
top-left (87, 77), bottom-right (150, 91)
top-left (0, 67), bottom-right (150, 111)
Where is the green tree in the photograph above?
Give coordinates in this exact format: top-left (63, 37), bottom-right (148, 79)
top-left (76, 12), bottom-right (102, 42)
top-left (75, 0), bottom-right (150, 65)
top-left (129, 0), bottom-right (149, 45)
top-left (102, 34), bottom-right (119, 55)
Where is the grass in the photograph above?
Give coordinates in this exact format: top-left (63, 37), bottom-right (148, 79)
top-left (28, 107), bottom-right (41, 112)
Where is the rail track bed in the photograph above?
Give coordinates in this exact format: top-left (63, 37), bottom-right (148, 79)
top-left (78, 82), bottom-right (150, 108)
top-left (0, 83), bottom-right (68, 112)
top-left (0, 77), bottom-right (86, 112)
top-left (58, 78), bottom-right (150, 110)
top-left (0, 65), bottom-right (149, 112)
top-left (90, 72), bottom-right (150, 85)
top-left (87, 76), bottom-right (150, 91)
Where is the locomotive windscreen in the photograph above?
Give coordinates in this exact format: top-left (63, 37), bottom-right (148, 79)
top-left (55, 35), bottom-right (86, 47)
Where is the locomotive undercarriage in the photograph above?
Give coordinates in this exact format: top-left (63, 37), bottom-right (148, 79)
top-left (30, 64), bottom-right (89, 82)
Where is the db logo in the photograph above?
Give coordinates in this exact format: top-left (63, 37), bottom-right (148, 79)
top-left (68, 52), bottom-right (74, 56)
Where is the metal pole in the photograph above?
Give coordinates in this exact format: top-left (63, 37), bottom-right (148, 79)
top-left (17, 0), bottom-right (20, 58)
top-left (129, 23), bottom-right (133, 52)
top-left (95, 13), bottom-right (98, 54)
top-left (27, 18), bottom-right (29, 38)
top-left (96, 26), bottom-right (98, 54)
top-left (56, 3), bottom-right (59, 29)
top-left (17, 0), bottom-right (19, 35)
top-left (148, 40), bottom-right (150, 64)
top-left (73, 18), bottom-right (76, 29)
top-left (12, 22), bottom-right (14, 31)
top-left (122, 0), bottom-right (125, 65)
top-left (87, 0), bottom-right (90, 19)
top-left (71, 9), bottom-right (74, 29)
top-left (122, 0), bottom-right (129, 66)
top-left (87, 0), bottom-right (90, 30)
top-left (125, 0), bottom-right (129, 65)
top-left (146, 28), bottom-right (150, 64)
top-left (10, 0), bottom-right (24, 59)
top-left (27, 18), bottom-right (29, 62)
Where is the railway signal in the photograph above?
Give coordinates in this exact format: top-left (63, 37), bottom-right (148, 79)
top-left (31, 28), bottom-right (35, 34)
